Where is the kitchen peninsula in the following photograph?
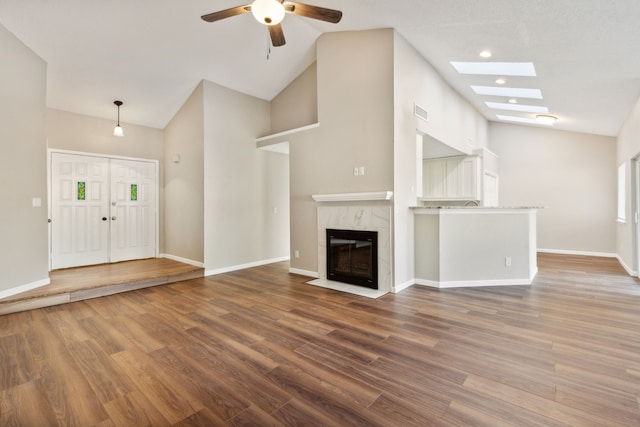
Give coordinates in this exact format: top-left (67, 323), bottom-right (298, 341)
top-left (412, 206), bottom-right (539, 288)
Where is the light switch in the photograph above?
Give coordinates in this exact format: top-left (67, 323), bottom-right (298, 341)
top-left (359, 166), bottom-right (365, 176)
top-left (32, 197), bottom-right (42, 207)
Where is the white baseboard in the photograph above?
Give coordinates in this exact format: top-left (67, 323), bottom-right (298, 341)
top-left (160, 253), bottom-right (205, 268)
top-left (616, 255), bottom-right (637, 276)
top-left (393, 279), bottom-right (414, 293)
top-left (205, 256), bottom-right (290, 277)
top-left (414, 276), bottom-right (533, 289)
top-left (289, 268), bottom-right (319, 278)
top-left (0, 277), bottom-right (50, 300)
top-left (537, 248), bottom-right (617, 258)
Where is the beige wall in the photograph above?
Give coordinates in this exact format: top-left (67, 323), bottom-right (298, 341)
top-left (47, 109), bottom-right (163, 160)
top-left (286, 29), bottom-right (395, 273)
top-left (489, 122), bottom-right (616, 255)
top-left (203, 80), bottom-right (288, 271)
top-left (163, 83), bottom-right (205, 263)
top-left (270, 62), bottom-right (317, 134)
top-left (616, 95), bottom-right (640, 272)
top-left (0, 23), bottom-right (48, 294)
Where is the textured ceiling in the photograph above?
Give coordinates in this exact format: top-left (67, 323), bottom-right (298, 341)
top-left (1, 0), bottom-right (639, 136)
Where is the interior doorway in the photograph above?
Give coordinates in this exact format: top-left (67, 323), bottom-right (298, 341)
top-left (50, 151), bottom-right (158, 270)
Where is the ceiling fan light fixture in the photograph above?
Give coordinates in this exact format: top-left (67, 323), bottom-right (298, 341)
top-left (251, 0), bottom-right (285, 25)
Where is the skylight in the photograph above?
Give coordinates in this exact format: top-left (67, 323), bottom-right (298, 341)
top-left (496, 115), bottom-right (538, 124)
top-left (451, 62), bottom-right (536, 76)
top-left (472, 86), bottom-right (543, 99)
top-left (486, 102), bottom-right (549, 113)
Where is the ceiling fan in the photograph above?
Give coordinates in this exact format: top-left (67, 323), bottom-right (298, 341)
top-left (201, 0), bottom-right (342, 47)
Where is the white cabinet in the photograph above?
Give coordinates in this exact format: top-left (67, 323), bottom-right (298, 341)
top-left (425, 158), bottom-right (446, 199)
top-left (423, 156), bottom-right (480, 200)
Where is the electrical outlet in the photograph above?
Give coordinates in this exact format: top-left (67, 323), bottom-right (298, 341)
top-left (294, 250), bottom-right (300, 258)
top-left (505, 256), bottom-right (512, 267)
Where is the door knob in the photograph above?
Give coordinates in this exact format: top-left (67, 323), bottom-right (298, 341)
top-left (102, 217), bottom-right (108, 221)
top-left (111, 216), bottom-right (117, 221)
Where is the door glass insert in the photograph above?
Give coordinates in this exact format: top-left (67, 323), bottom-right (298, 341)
top-left (77, 181), bottom-right (86, 200)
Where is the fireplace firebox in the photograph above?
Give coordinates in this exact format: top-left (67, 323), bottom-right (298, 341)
top-left (326, 229), bottom-right (378, 289)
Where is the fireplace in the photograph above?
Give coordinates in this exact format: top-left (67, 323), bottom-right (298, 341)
top-left (326, 229), bottom-right (378, 289)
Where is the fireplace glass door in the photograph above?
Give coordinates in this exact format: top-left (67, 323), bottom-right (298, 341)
top-left (326, 229), bottom-right (378, 289)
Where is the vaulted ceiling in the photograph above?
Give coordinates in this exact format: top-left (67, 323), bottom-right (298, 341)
top-left (1, 0), bottom-right (638, 136)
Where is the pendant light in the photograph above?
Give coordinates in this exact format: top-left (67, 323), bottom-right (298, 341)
top-left (113, 100), bottom-right (124, 137)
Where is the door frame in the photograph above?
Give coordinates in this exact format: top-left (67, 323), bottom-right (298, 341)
top-left (633, 155), bottom-right (640, 276)
top-left (48, 149), bottom-right (160, 271)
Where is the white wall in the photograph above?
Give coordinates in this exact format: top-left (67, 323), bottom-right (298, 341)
top-left (393, 32), bottom-right (488, 290)
top-left (203, 80), bottom-right (289, 272)
top-left (0, 22), bottom-right (48, 294)
top-left (616, 95), bottom-right (640, 272)
top-left (490, 122), bottom-right (616, 255)
top-left (163, 84), bottom-right (205, 263)
top-left (415, 211), bottom-right (535, 284)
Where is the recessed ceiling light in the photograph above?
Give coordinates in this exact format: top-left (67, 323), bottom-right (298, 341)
top-left (535, 114), bottom-right (558, 125)
top-left (451, 62), bottom-right (536, 77)
top-left (508, 98), bottom-right (518, 104)
top-left (496, 115), bottom-right (538, 124)
top-left (486, 102), bottom-right (549, 113)
top-left (471, 85), bottom-right (543, 99)
top-left (496, 78), bottom-right (506, 85)
top-left (480, 50), bottom-right (492, 58)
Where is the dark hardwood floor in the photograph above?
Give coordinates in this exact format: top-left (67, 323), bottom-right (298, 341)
top-left (1, 253), bottom-right (639, 426)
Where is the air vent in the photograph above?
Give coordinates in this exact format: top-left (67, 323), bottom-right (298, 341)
top-left (414, 104), bottom-right (428, 122)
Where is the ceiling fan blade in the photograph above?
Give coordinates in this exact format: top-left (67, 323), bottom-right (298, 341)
top-left (201, 5), bottom-right (251, 22)
top-left (284, 2), bottom-right (342, 23)
top-left (268, 24), bottom-right (286, 47)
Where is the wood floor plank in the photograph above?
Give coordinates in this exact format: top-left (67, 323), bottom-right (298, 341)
top-left (37, 352), bottom-right (110, 426)
top-left (441, 401), bottom-right (516, 427)
top-left (66, 339), bottom-right (136, 404)
top-left (176, 340), bottom-right (293, 415)
top-left (462, 373), bottom-right (622, 426)
top-left (0, 334), bottom-right (39, 390)
top-left (103, 390), bottom-right (172, 427)
top-left (110, 349), bottom-right (203, 424)
top-left (1, 253), bottom-right (639, 425)
top-left (0, 380), bottom-right (59, 426)
top-left (271, 397), bottom-right (344, 427)
top-left (149, 345), bottom-right (251, 421)
top-left (227, 404), bottom-right (286, 427)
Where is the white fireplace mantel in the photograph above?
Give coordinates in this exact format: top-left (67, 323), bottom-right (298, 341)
top-left (311, 191), bottom-right (393, 203)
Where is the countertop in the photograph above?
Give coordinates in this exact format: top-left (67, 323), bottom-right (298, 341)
top-left (410, 206), bottom-right (543, 209)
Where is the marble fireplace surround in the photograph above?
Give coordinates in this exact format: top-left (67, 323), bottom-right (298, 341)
top-left (309, 191), bottom-right (393, 298)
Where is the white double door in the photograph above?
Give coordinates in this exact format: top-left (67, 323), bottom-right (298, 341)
top-left (51, 152), bottom-right (157, 269)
